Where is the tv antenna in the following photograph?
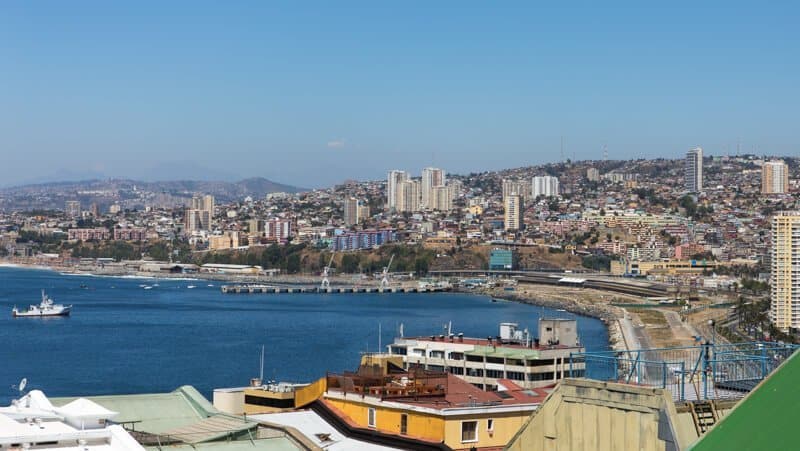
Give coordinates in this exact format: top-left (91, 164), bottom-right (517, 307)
top-left (602, 144), bottom-right (608, 161)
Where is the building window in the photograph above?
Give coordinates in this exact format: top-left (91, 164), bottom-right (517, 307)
top-left (487, 419), bottom-right (494, 432)
top-left (400, 414), bottom-right (408, 435)
top-left (461, 420), bottom-right (478, 443)
top-left (368, 408), bottom-right (376, 428)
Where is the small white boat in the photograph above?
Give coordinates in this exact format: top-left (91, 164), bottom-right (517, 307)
top-left (187, 285), bottom-right (196, 289)
top-left (143, 286), bottom-right (153, 290)
top-left (12, 290), bottom-right (72, 318)
top-left (207, 284), bottom-right (214, 287)
top-left (152, 283), bottom-right (160, 287)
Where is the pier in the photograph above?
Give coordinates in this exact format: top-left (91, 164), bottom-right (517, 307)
top-left (220, 284), bottom-right (452, 294)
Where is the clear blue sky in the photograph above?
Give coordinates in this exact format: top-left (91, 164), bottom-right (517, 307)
top-left (1, 1), bottom-right (798, 188)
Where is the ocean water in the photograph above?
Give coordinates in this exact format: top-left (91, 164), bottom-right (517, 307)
top-left (0, 267), bottom-right (608, 404)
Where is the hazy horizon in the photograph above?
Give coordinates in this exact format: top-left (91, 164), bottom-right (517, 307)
top-left (2, 2), bottom-right (798, 188)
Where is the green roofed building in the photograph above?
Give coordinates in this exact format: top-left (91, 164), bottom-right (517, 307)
top-left (690, 350), bottom-right (800, 451)
top-left (52, 386), bottom-right (315, 451)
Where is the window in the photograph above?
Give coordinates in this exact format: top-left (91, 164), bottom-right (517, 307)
top-left (461, 420), bottom-right (478, 443)
top-left (368, 408), bottom-right (376, 428)
top-left (487, 419), bottom-right (494, 432)
top-left (400, 414), bottom-right (408, 435)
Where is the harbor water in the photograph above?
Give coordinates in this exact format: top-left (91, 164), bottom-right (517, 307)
top-left (0, 266), bottom-right (608, 404)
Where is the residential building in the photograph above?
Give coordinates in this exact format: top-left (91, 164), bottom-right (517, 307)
top-left (114, 227), bottom-right (147, 241)
top-left (421, 167), bottom-right (445, 208)
top-left (331, 229), bottom-right (395, 251)
top-left (65, 200), bottom-right (81, 217)
top-left (762, 160), bottom-right (789, 194)
top-left (264, 219), bottom-right (292, 243)
top-left (109, 203), bottom-right (122, 214)
top-left (502, 179), bottom-right (530, 202)
top-left (320, 368), bottom-right (546, 451)
top-left (430, 185), bottom-right (454, 211)
top-left (586, 167), bottom-right (600, 181)
top-left (386, 170), bottom-right (409, 210)
top-left (208, 231), bottom-right (240, 250)
top-left (343, 197), bottom-right (360, 226)
top-left (386, 321), bottom-right (584, 390)
top-left (68, 227), bottom-right (110, 241)
top-left (532, 176), bottom-right (560, 198)
top-left (771, 212), bottom-right (800, 330)
top-left (504, 194), bottom-right (523, 231)
top-left (685, 146), bottom-right (703, 192)
top-left (396, 179), bottom-right (420, 213)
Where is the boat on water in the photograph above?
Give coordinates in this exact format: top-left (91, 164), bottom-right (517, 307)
top-left (187, 285), bottom-right (196, 289)
top-left (12, 290), bottom-right (72, 318)
top-left (143, 286), bottom-right (153, 290)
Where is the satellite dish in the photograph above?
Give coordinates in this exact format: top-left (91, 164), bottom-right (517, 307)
top-left (18, 378), bottom-right (27, 393)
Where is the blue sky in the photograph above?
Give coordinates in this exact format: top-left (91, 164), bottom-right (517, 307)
top-left (1, 1), bottom-right (798, 187)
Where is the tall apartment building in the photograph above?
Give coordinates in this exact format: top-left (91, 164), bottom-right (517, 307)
top-left (532, 176), bottom-right (560, 198)
top-left (386, 170), bottom-right (410, 210)
top-left (685, 147), bottom-right (703, 192)
top-left (502, 179), bottom-right (530, 202)
top-left (771, 212), bottom-right (800, 331)
top-left (762, 160), bottom-right (789, 194)
top-left (504, 194), bottom-right (524, 231)
top-left (343, 197), bottom-right (360, 226)
top-left (586, 168), bottom-right (600, 182)
top-left (430, 185), bottom-right (454, 211)
top-left (421, 167), bottom-right (445, 208)
top-left (65, 200), bottom-right (81, 218)
top-left (264, 218), bottom-right (292, 243)
top-left (185, 195), bottom-right (215, 233)
top-left (396, 179), bottom-right (421, 213)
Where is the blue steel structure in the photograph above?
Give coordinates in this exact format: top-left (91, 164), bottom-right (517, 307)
top-left (569, 342), bottom-right (799, 401)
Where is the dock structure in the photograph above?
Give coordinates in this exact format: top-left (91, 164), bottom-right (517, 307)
top-left (220, 284), bottom-right (452, 294)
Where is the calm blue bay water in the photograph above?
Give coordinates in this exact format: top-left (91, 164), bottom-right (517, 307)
top-left (0, 267), bottom-right (608, 404)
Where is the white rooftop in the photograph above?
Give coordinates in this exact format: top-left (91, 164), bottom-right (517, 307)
top-left (0, 390), bottom-right (144, 451)
top-left (252, 411), bottom-right (402, 451)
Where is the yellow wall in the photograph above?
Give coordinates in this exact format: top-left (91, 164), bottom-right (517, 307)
top-left (443, 411), bottom-right (532, 450)
top-left (324, 397), bottom-right (445, 443)
top-left (294, 377), bottom-right (326, 408)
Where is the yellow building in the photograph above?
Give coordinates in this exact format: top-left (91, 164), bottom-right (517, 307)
top-left (320, 370), bottom-right (546, 450)
top-left (208, 231), bottom-right (240, 250)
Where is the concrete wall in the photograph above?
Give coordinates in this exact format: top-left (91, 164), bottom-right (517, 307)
top-left (506, 379), bottom-right (688, 451)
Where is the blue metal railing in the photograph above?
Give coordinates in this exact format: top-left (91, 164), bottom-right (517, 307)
top-left (569, 342), bottom-right (799, 401)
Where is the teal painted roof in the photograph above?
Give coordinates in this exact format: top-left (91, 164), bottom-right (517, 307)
top-left (52, 386), bottom-right (220, 434)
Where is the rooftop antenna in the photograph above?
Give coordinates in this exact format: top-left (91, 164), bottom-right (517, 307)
top-left (399, 322), bottom-right (405, 338)
top-left (378, 323), bottom-right (382, 353)
top-left (259, 345), bottom-right (265, 383)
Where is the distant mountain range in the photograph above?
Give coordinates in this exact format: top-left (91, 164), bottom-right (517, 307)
top-left (0, 177), bottom-right (307, 205)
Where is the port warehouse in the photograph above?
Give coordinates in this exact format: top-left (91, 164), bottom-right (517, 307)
top-left (429, 269), bottom-right (671, 298)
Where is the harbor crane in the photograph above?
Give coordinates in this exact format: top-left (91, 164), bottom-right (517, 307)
top-left (380, 254), bottom-right (395, 289)
top-left (320, 252), bottom-right (335, 289)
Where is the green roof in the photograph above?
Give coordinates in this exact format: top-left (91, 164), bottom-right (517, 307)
top-left (52, 386), bottom-right (219, 434)
top-left (467, 345), bottom-right (540, 360)
top-left (691, 351), bottom-right (800, 451)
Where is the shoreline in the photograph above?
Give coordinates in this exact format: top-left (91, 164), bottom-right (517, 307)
top-left (480, 287), bottom-right (630, 352)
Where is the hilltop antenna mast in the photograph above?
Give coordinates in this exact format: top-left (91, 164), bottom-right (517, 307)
top-left (602, 144), bottom-right (608, 161)
top-left (560, 136), bottom-right (565, 162)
